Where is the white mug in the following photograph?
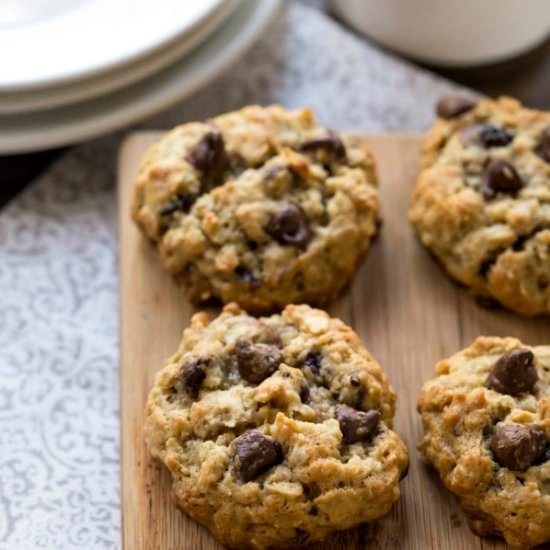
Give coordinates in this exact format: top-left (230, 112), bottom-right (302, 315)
top-left (331, 0), bottom-right (550, 67)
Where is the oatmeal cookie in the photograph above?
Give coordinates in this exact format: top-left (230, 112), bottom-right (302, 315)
top-left (418, 336), bottom-right (550, 547)
top-left (145, 303), bottom-right (408, 549)
top-left (132, 105), bottom-right (379, 312)
top-left (410, 96), bottom-right (550, 316)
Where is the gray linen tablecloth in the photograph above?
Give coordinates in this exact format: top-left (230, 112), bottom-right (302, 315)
top-left (0, 3), bottom-right (473, 548)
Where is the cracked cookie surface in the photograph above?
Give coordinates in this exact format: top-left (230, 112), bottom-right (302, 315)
top-left (132, 105), bottom-right (379, 313)
top-left (410, 96), bottom-right (550, 316)
top-left (145, 303), bottom-right (408, 549)
top-left (418, 337), bottom-right (550, 548)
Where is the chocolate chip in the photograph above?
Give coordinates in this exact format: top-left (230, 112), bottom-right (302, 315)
top-left (350, 373), bottom-right (361, 387)
top-left (336, 404), bottom-right (380, 444)
top-left (536, 127), bottom-right (550, 163)
top-left (181, 358), bottom-right (207, 397)
top-left (266, 203), bottom-right (311, 248)
top-left (490, 424), bottom-right (545, 471)
top-left (480, 159), bottom-right (524, 200)
top-left (478, 125), bottom-right (513, 148)
top-left (535, 443), bottom-right (550, 465)
top-left (301, 132), bottom-right (346, 159)
top-left (302, 350), bottom-right (322, 374)
top-left (235, 266), bottom-right (261, 289)
top-left (436, 96), bottom-right (476, 119)
top-left (233, 430), bottom-right (282, 482)
top-left (186, 130), bottom-right (228, 178)
top-left (487, 349), bottom-right (537, 396)
top-left (159, 193), bottom-right (195, 216)
top-left (299, 384), bottom-right (310, 403)
top-left (234, 338), bottom-right (283, 384)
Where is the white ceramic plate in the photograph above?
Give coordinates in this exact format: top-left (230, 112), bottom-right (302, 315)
top-left (0, 0), bottom-right (224, 91)
top-left (0, 0), bottom-right (282, 154)
top-left (0, 0), bottom-right (241, 114)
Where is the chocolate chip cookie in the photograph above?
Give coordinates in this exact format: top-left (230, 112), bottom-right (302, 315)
top-left (418, 336), bottom-right (550, 547)
top-left (145, 303), bottom-right (408, 549)
top-left (410, 96), bottom-right (550, 316)
top-left (132, 105), bottom-right (379, 313)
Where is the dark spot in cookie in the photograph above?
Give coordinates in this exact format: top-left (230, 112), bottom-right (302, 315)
top-left (303, 482), bottom-right (321, 499)
top-left (487, 349), bottom-right (537, 396)
top-left (234, 338), bottom-right (283, 384)
top-left (480, 159), bottom-right (524, 200)
top-left (309, 506), bottom-right (318, 516)
top-left (477, 125), bottom-right (513, 148)
top-left (478, 249), bottom-right (504, 279)
top-left (350, 373), bottom-right (361, 387)
top-left (536, 127), bottom-right (550, 163)
top-left (235, 266), bottom-right (262, 289)
top-left (511, 226), bottom-right (545, 252)
top-left (301, 132), bottom-right (346, 159)
top-left (302, 350), bottom-right (323, 374)
top-left (233, 430), bottom-right (283, 482)
top-left (266, 203), bottom-right (311, 248)
top-left (475, 295), bottom-right (502, 310)
top-left (436, 96), bottom-right (476, 119)
top-left (186, 129), bottom-right (228, 179)
top-left (490, 424), bottom-right (545, 471)
top-left (299, 384), bottom-right (310, 403)
top-left (294, 528), bottom-right (309, 544)
top-left (534, 442), bottom-right (550, 465)
top-left (180, 357), bottom-right (207, 397)
top-left (159, 193), bottom-right (196, 216)
top-left (512, 235), bottom-right (529, 252)
top-left (247, 240), bottom-right (258, 251)
top-left (336, 404), bottom-right (380, 444)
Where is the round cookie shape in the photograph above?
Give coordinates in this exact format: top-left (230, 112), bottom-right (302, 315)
top-left (145, 303), bottom-right (408, 549)
top-left (410, 96), bottom-right (550, 316)
top-left (418, 336), bottom-right (550, 547)
top-left (132, 105), bottom-right (379, 313)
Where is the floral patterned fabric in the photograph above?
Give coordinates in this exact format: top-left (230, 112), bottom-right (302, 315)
top-left (0, 3), bottom-right (472, 549)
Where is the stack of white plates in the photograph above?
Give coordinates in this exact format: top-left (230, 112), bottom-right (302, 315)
top-left (0, 0), bottom-right (281, 154)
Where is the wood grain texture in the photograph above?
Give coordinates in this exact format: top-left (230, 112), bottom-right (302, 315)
top-left (119, 132), bottom-right (550, 550)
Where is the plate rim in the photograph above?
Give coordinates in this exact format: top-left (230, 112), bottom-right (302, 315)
top-left (0, 0), bottom-right (282, 154)
top-left (0, 0), bottom-right (241, 114)
top-left (0, 0), bottom-right (224, 92)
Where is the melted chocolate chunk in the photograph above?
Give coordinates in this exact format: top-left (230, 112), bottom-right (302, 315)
top-left (480, 159), bottom-right (524, 200)
top-left (159, 193), bottom-right (196, 216)
top-left (301, 132), bottom-right (346, 159)
top-left (336, 404), bottom-right (380, 444)
top-left (536, 127), bottom-right (550, 163)
top-left (186, 129), bottom-right (228, 179)
top-left (490, 424), bottom-right (545, 471)
top-left (234, 338), bottom-right (283, 384)
top-left (436, 96), bottom-right (476, 119)
top-left (234, 430), bottom-right (282, 482)
top-left (266, 203), bottom-right (311, 248)
top-left (478, 125), bottom-right (513, 148)
top-left (487, 349), bottom-right (537, 396)
top-left (180, 358), bottom-right (207, 397)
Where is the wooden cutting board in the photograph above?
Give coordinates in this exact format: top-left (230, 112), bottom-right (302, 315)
top-left (118, 132), bottom-right (550, 550)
